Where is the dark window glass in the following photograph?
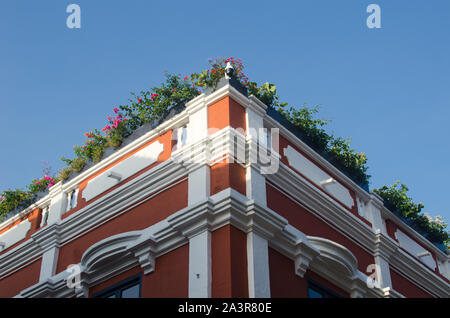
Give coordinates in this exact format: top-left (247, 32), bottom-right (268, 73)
top-left (93, 275), bottom-right (141, 298)
top-left (307, 279), bottom-right (341, 298)
top-left (121, 284), bottom-right (140, 298)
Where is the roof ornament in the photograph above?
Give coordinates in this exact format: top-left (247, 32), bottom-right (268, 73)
top-left (225, 61), bottom-right (234, 79)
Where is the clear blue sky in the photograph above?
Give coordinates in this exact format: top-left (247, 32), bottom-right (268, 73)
top-left (0, 1), bottom-right (449, 223)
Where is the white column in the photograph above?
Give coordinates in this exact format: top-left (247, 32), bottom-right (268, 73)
top-left (366, 194), bottom-right (387, 235)
top-left (246, 166), bottom-right (267, 206)
top-left (247, 232), bottom-right (271, 298)
top-left (46, 183), bottom-right (67, 225)
top-left (39, 246), bottom-right (59, 282)
top-left (374, 255), bottom-right (392, 288)
top-left (246, 103), bottom-right (268, 207)
top-left (186, 101), bottom-right (208, 144)
top-left (188, 166), bottom-right (210, 205)
top-left (188, 230), bottom-right (211, 298)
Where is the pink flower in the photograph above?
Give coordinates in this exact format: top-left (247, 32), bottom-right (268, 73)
top-left (102, 124), bottom-right (111, 132)
top-left (138, 98), bottom-right (143, 104)
top-left (171, 87), bottom-right (176, 92)
top-left (183, 76), bottom-right (189, 81)
top-left (113, 107), bottom-right (120, 114)
top-left (151, 93), bottom-right (159, 101)
top-left (107, 116), bottom-right (112, 121)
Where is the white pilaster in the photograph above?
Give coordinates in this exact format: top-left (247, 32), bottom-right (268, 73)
top-left (246, 166), bottom-right (267, 206)
top-left (247, 232), bottom-right (271, 298)
top-left (46, 183), bottom-right (67, 225)
top-left (39, 247), bottom-right (59, 282)
top-left (366, 194), bottom-right (387, 235)
top-left (188, 230), bottom-right (211, 298)
top-left (186, 99), bottom-right (208, 144)
top-left (246, 97), bottom-right (268, 207)
top-left (375, 256), bottom-right (392, 288)
top-left (188, 166), bottom-right (210, 205)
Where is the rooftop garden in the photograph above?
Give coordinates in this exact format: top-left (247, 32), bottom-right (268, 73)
top-left (0, 57), bottom-right (447, 252)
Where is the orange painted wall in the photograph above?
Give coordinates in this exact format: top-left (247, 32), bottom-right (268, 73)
top-left (210, 160), bottom-right (246, 196)
top-left (64, 130), bottom-right (174, 219)
top-left (142, 244), bottom-right (189, 297)
top-left (0, 258), bottom-right (41, 298)
top-left (208, 96), bottom-right (247, 197)
top-left (268, 248), bottom-right (307, 298)
top-left (211, 225), bottom-right (248, 298)
top-left (0, 208), bottom-right (41, 257)
top-left (390, 267), bottom-right (433, 298)
top-left (266, 183), bottom-right (374, 273)
top-left (208, 96), bottom-right (246, 133)
top-left (89, 245), bottom-right (189, 298)
top-left (56, 179), bottom-right (188, 273)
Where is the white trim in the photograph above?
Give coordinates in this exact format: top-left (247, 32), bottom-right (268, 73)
top-left (247, 232), bottom-right (271, 298)
top-left (188, 230), bottom-right (211, 298)
top-left (82, 140), bottom-right (164, 202)
top-left (0, 219), bottom-right (31, 252)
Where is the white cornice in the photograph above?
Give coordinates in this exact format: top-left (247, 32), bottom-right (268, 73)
top-left (379, 205), bottom-right (448, 261)
top-left (267, 163), bottom-right (378, 252)
top-left (0, 103), bottom-right (192, 233)
top-left (263, 114), bottom-right (373, 203)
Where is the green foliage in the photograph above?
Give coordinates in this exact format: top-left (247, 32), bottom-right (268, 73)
top-left (247, 82), bottom-right (282, 108)
top-left (91, 145), bottom-right (104, 163)
top-left (60, 157), bottom-right (72, 166)
top-left (120, 73), bottom-right (200, 129)
top-left (374, 182), bottom-right (449, 248)
top-left (0, 189), bottom-right (33, 220)
top-left (70, 157), bottom-right (86, 173)
top-left (0, 175), bottom-right (59, 220)
top-left (328, 137), bottom-right (369, 185)
top-left (190, 57), bottom-right (248, 91)
top-left (73, 129), bottom-right (108, 162)
top-left (59, 167), bottom-right (72, 181)
top-left (247, 80), bottom-right (370, 186)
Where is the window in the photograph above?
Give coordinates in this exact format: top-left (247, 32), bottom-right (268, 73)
top-left (93, 274), bottom-right (142, 298)
top-left (307, 279), bottom-right (342, 298)
top-left (174, 125), bottom-right (187, 151)
top-left (66, 189), bottom-right (78, 212)
top-left (40, 206), bottom-right (50, 227)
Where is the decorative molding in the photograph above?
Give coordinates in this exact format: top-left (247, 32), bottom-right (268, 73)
top-left (0, 219), bottom-right (31, 252)
top-left (283, 145), bottom-right (354, 209)
top-left (307, 236), bottom-right (358, 278)
top-left (82, 141), bottom-right (164, 202)
top-left (395, 229), bottom-right (436, 270)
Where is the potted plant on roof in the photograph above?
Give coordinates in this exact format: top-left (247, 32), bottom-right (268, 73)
top-left (190, 57), bottom-right (249, 96)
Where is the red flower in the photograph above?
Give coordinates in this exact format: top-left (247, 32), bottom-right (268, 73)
top-left (183, 76), bottom-right (189, 81)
